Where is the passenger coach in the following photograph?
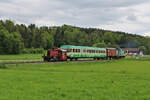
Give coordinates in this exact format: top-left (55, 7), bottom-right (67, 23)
top-left (60, 45), bottom-right (107, 60)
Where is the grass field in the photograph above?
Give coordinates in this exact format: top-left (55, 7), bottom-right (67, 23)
top-left (0, 54), bottom-right (43, 63)
top-left (0, 54), bottom-right (43, 60)
top-left (0, 58), bottom-right (150, 100)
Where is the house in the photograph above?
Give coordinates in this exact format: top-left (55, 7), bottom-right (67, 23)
top-left (121, 48), bottom-right (143, 56)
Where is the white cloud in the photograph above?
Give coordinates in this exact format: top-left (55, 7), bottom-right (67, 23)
top-left (0, 0), bottom-right (150, 36)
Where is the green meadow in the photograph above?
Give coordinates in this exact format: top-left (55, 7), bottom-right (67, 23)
top-left (0, 58), bottom-right (150, 100)
top-left (0, 54), bottom-right (43, 63)
top-left (0, 54), bottom-right (43, 60)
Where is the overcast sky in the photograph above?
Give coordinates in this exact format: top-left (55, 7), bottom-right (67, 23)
top-left (0, 0), bottom-right (150, 36)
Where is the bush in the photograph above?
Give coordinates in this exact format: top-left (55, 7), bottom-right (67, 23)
top-left (22, 48), bottom-right (44, 54)
top-left (0, 63), bottom-right (7, 69)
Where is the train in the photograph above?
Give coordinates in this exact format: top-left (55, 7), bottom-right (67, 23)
top-left (43, 45), bottom-right (126, 62)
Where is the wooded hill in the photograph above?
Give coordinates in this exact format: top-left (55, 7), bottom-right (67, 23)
top-left (0, 20), bottom-right (150, 54)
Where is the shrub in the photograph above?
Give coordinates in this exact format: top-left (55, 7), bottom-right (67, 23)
top-left (22, 48), bottom-right (44, 54)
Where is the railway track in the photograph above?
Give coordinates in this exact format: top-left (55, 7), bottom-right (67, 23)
top-left (3, 59), bottom-right (108, 65)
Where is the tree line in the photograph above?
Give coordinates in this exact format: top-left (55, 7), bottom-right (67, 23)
top-left (0, 20), bottom-right (150, 54)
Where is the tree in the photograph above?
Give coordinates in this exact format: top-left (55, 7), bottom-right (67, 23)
top-left (93, 41), bottom-right (107, 48)
top-left (0, 25), bottom-right (24, 54)
top-left (139, 46), bottom-right (146, 54)
top-left (41, 32), bottom-right (54, 49)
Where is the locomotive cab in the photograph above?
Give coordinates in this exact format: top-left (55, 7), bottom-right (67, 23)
top-left (43, 48), bottom-right (67, 62)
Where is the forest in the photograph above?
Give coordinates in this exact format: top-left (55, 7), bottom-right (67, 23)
top-left (0, 20), bottom-right (150, 54)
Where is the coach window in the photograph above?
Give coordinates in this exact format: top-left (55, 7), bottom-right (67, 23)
top-left (73, 49), bottom-right (75, 52)
top-left (89, 50), bottom-right (91, 53)
top-left (83, 49), bottom-right (86, 53)
top-left (70, 49), bottom-right (72, 52)
top-left (67, 49), bottom-right (70, 52)
top-left (76, 49), bottom-right (78, 52)
top-left (77, 49), bottom-right (79, 52)
top-left (96, 50), bottom-right (98, 53)
top-left (102, 50), bottom-right (105, 53)
top-left (87, 50), bottom-right (89, 53)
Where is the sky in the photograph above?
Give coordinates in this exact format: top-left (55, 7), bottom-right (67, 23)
top-left (0, 0), bottom-right (150, 36)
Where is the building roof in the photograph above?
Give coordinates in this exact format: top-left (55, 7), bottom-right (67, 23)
top-left (122, 48), bottom-right (139, 52)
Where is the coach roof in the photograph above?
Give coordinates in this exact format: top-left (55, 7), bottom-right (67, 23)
top-left (60, 45), bottom-right (106, 50)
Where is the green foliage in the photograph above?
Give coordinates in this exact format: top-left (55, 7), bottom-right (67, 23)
top-left (1, 20), bottom-right (150, 54)
top-left (93, 41), bottom-right (107, 48)
top-left (0, 29), bottom-right (24, 54)
top-left (41, 32), bottom-right (54, 49)
top-left (139, 46), bottom-right (146, 54)
top-left (22, 48), bottom-right (44, 54)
